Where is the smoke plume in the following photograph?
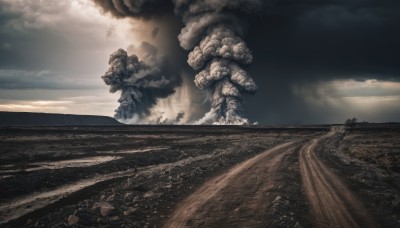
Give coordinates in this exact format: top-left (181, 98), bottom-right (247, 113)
top-left (175, 111), bottom-right (185, 123)
top-left (94, 0), bottom-right (261, 124)
top-left (101, 41), bottom-right (180, 120)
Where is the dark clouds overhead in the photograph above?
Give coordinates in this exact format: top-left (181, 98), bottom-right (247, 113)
top-left (1, 0), bottom-right (399, 123)
top-left (92, 0), bottom-right (174, 19)
top-left (247, 0), bottom-right (400, 79)
top-left (241, 0), bottom-right (400, 123)
top-left (92, 0), bottom-right (400, 124)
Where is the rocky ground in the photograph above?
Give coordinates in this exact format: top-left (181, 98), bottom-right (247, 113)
top-left (0, 124), bottom-right (399, 227)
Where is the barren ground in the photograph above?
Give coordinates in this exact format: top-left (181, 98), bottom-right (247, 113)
top-left (0, 124), bottom-right (399, 227)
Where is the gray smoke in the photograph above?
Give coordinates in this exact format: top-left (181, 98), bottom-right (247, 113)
top-left (94, 0), bottom-right (261, 124)
top-left (92, 0), bottom-right (172, 19)
top-left (175, 111), bottom-right (185, 123)
top-left (101, 42), bottom-right (179, 120)
top-left (187, 26), bottom-right (257, 124)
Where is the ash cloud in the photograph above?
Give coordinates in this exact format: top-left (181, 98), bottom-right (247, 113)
top-left (186, 25), bottom-right (257, 124)
top-left (92, 0), bottom-right (173, 19)
top-left (101, 42), bottom-right (180, 120)
top-left (174, 0), bottom-right (262, 124)
top-left (94, 0), bottom-right (262, 125)
top-left (242, 1), bottom-right (400, 124)
top-left (175, 111), bottom-right (184, 123)
top-left (94, 0), bottom-right (400, 124)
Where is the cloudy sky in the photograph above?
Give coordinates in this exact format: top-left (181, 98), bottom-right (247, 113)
top-left (0, 0), bottom-right (399, 124)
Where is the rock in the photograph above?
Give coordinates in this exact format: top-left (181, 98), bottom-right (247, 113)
top-left (68, 215), bottom-right (79, 226)
top-left (106, 194), bottom-right (115, 202)
top-left (273, 196), bottom-right (282, 203)
top-left (164, 184), bottom-right (173, 189)
top-left (272, 196), bottom-right (282, 211)
top-left (100, 202), bottom-right (115, 217)
top-left (144, 192), bottom-right (154, 198)
top-left (123, 207), bottom-right (137, 216)
top-left (91, 202), bottom-right (101, 212)
top-left (124, 192), bottom-right (133, 200)
top-left (112, 216), bottom-right (121, 221)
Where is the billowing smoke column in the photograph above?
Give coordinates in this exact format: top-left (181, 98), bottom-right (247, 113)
top-left (188, 26), bottom-right (257, 124)
top-left (102, 42), bottom-right (178, 120)
top-left (174, 0), bottom-right (260, 124)
top-left (94, 0), bottom-right (261, 124)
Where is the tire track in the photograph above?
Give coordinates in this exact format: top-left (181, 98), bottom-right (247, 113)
top-left (299, 127), bottom-right (376, 228)
top-left (164, 141), bottom-right (299, 228)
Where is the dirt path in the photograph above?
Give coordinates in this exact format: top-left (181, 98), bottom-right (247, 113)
top-left (164, 141), bottom-right (299, 228)
top-left (166, 128), bottom-right (376, 227)
top-left (299, 127), bottom-right (376, 227)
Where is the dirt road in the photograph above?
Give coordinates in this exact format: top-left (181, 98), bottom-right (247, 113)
top-left (165, 141), bottom-right (300, 227)
top-left (299, 127), bottom-right (376, 228)
top-left (166, 127), bottom-right (376, 227)
top-left (2, 125), bottom-right (391, 227)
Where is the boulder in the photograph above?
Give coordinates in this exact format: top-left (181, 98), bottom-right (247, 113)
top-left (68, 215), bottom-right (79, 226)
top-left (123, 207), bottom-right (137, 216)
top-left (100, 202), bottom-right (115, 217)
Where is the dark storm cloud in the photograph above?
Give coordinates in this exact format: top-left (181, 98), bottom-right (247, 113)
top-left (242, 0), bottom-right (400, 123)
top-left (246, 0), bottom-right (400, 78)
top-left (0, 1), bottom-right (70, 70)
top-left (92, 0), bottom-right (400, 124)
top-left (92, 0), bottom-right (174, 19)
top-left (0, 1), bottom-right (137, 74)
top-left (2, 0), bottom-right (399, 123)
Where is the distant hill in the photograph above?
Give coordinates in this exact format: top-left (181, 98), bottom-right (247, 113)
top-left (0, 112), bottom-right (122, 126)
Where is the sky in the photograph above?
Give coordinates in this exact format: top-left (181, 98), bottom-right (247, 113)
top-left (0, 0), bottom-right (399, 124)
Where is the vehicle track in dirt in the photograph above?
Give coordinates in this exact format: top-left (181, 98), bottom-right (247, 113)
top-left (164, 141), bottom-right (300, 228)
top-left (166, 128), bottom-right (377, 227)
top-left (299, 127), bottom-right (377, 227)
